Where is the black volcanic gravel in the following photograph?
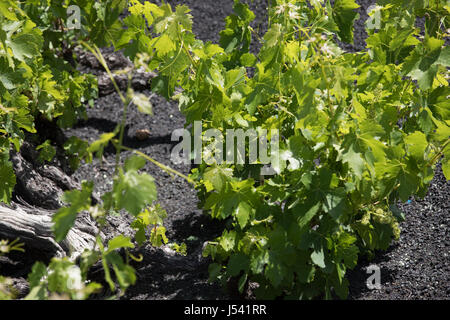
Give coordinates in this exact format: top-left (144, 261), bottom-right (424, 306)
top-left (7, 0), bottom-right (447, 300)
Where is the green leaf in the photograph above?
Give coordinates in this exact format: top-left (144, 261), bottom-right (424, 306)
top-left (389, 29), bottom-right (415, 52)
top-left (332, 276), bottom-right (349, 299)
top-left (124, 155), bottom-right (146, 171)
top-left (203, 166), bottom-right (233, 192)
top-left (250, 249), bottom-right (269, 274)
top-left (6, 33), bottom-right (41, 62)
top-left (404, 131), bottom-right (427, 161)
top-left (322, 189), bottom-right (346, 221)
top-left (106, 235), bottom-right (135, 254)
top-left (240, 53), bottom-right (257, 67)
top-left (431, 119), bottom-right (450, 142)
top-left (0, 69), bottom-right (24, 90)
top-left (442, 156), bottom-right (450, 180)
top-left (154, 34), bottom-right (176, 57)
top-left (131, 92), bottom-right (153, 115)
top-left (13, 108), bottom-right (36, 133)
top-left (80, 250), bottom-right (100, 278)
top-left (409, 64), bottom-right (438, 91)
top-left (150, 226), bottom-right (168, 247)
top-left (227, 253), bottom-right (249, 277)
top-left (151, 75), bottom-right (173, 100)
top-left (293, 197), bottom-right (321, 228)
top-left (24, 285), bottom-right (47, 300)
top-left (132, 219), bottom-right (147, 246)
top-left (36, 140), bottom-right (56, 163)
top-left (0, 161), bottom-right (15, 203)
top-left (87, 131), bottom-right (116, 157)
top-left (63, 136), bottom-right (91, 170)
top-left (402, 38), bottom-right (448, 90)
top-left (235, 201), bottom-right (252, 229)
top-left (296, 263), bottom-right (315, 284)
top-left (263, 24), bottom-right (282, 48)
top-left (335, 233), bottom-right (359, 269)
top-left (219, 230), bottom-right (236, 252)
top-left (27, 261), bottom-right (47, 288)
top-left (389, 204), bottom-right (405, 222)
top-left (311, 248), bottom-right (326, 268)
top-left (104, 251), bottom-right (137, 291)
top-left (52, 182), bottom-right (93, 242)
top-left (208, 263), bottom-right (222, 282)
top-left (238, 273), bottom-right (248, 293)
top-left (25, 261), bottom-right (48, 300)
top-left (265, 252), bottom-right (286, 287)
top-left (418, 109), bottom-right (434, 135)
top-left (341, 143), bottom-right (365, 179)
top-left (113, 170), bottom-right (157, 216)
top-left (46, 259), bottom-right (83, 297)
top-left (225, 67), bottom-right (245, 91)
top-left (332, 0), bottom-right (360, 43)
top-left (0, 1), bottom-right (18, 20)
top-left (174, 5), bottom-right (193, 31)
top-left (146, 204), bottom-right (168, 225)
top-left (398, 171), bottom-right (419, 202)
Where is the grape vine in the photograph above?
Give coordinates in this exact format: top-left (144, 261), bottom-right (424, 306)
top-left (0, 0), bottom-right (449, 300)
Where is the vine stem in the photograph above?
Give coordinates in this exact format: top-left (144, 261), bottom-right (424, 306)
top-left (427, 138), bottom-right (449, 167)
top-left (80, 41), bottom-right (127, 104)
top-left (80, 41), bottom-right (134, 174)
top-left (115, 98), bottom-right (132, 175)
top-left (177, 25), bottom-right (198, 72)
top-left (116, 143), bottom-right (197, 186)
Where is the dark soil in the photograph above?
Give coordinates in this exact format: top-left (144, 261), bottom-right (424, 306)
top-left (346, 163), bottom-right (450, 300)
top-left (3, 0), bottom-right (448, 300)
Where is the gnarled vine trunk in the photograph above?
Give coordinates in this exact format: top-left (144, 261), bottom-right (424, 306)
top-left (0, 141), bottom-right (99, 261)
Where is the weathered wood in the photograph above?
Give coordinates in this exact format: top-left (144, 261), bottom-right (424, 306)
top-left (97, 68), bottom-right (157, 96)
top-left (0, 204), bottom-right (98, 260)
top-left (0, 141), bottom-right (99, 261)
top-left (11, 146), bottom-right (68, 210)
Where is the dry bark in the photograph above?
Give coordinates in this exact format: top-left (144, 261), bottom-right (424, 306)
top-left (0, 203), bottom-right (97, 260)
top-left (0, 141), bottom-right (99, 261)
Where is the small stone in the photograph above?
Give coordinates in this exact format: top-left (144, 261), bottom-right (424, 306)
top-left (135, 129), bottom-right (151, 140)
